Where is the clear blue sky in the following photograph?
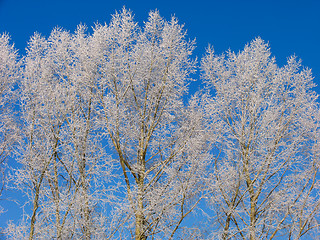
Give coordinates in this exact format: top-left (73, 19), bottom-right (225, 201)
top-left (1, 0), bottom-right (319, 79)
top-left (1, 0), bottom-right (320, 231)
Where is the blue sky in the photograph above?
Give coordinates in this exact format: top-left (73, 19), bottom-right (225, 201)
top-left (1, 0), bottom-right (319, 76)
top-left (1, 0), bottom-right (320, 233)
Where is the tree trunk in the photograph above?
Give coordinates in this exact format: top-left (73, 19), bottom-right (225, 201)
top-left (135, 176), bottom-right (146, 240)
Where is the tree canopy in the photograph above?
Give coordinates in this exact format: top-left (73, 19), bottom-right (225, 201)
top-left (1, 9), bottom-right (319, 240)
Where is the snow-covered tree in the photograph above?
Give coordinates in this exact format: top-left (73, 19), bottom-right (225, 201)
top-left (0, 33), bottom-right (19, 214)
top-left (90, 9), bottom-right (210, 239)
top-left (8, 28), bottom-right (116, 239)
top-left (202, 38), bottom-right (320, 239)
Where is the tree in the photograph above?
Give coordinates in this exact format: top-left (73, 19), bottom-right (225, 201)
top-left (202, 38), bottom-right (320, 239)
top-left (90, 9), bottom-right (210, 239)
top-left (8, 28), bottom-right (115, 239)
top-left (0, 33), bottom-right (19, 213)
